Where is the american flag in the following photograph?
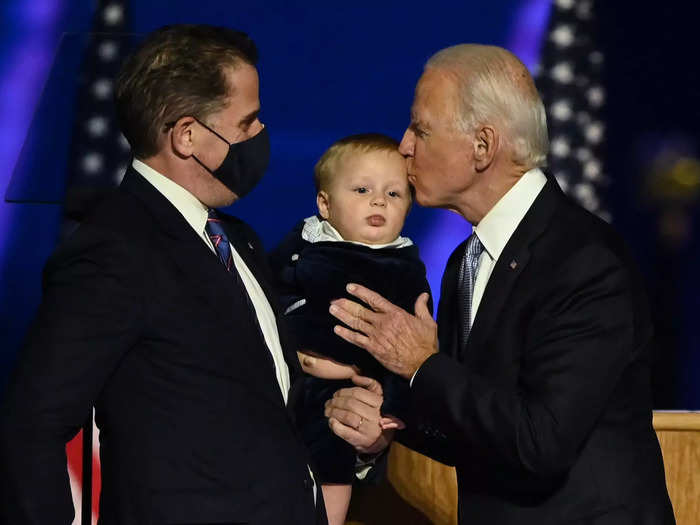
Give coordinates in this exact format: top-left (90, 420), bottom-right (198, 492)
top-left (64, 0), bottom-right (132, 227)
top-left (64, 2), bottom-right (130, 524)
top-left (535, 0), bottom-right (610, 221)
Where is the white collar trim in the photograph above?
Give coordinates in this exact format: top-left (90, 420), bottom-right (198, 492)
top-left (300, 215), bottom-right (413, 249)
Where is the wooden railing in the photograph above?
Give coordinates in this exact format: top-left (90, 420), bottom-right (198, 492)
top-left (348, 411), bottom-right (700, 525)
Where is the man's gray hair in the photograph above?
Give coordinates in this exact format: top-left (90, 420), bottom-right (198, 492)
top-left (426, 44), bottom-right (549, 169)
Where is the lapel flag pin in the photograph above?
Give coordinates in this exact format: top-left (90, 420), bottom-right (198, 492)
top-left (510, 260), bottom-right (518, 270)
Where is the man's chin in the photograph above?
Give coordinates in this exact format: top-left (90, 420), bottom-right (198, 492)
top-left (414, 191), bottom-right (435, 208)
top-left (204, 189), bottom-right (239, 209)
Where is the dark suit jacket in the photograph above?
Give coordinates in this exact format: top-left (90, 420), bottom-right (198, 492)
top-left (0, 168), bottom-right (325, 525)
top-left (400, 178), bottom-right (675, 524)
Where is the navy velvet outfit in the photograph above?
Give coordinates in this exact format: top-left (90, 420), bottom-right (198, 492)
top-left (269, 219), bottom-right (432, 483)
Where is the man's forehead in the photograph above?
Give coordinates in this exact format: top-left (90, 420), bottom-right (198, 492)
top-left (411, 70), bottom-right (457, 122)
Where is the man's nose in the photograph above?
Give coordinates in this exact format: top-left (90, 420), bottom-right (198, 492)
top-left (249, 118), bottom-right (264, 138)
top-left (398, 128), bottom-right (415, 157)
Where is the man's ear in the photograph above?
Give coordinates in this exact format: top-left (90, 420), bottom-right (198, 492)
top-left (316, 191), bottom-right (331, 219)
top-left (170, 116), bottom-right (197, 158)
top-left (473, 125), bottom-right (498, 172)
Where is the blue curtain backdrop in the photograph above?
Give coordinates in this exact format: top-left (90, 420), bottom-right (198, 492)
top-left (1, 0), bottom-right (698, 407)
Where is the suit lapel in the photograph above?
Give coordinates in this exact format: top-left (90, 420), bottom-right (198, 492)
top-left (437, 237), bottom-right (469, 360)
top-left (223, 221), bottom-right (279, 315)
top-left (120, 169), bottom-right (285, 404)
top-left (121, 168), bottom-right (246, 314)
top-left (463, 178), bottom-right (562, 362)
top-left (221, 218), bottom-right (305, 415)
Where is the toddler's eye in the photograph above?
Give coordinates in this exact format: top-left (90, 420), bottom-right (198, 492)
top-left (355, 187), bottom-right (368, 194)
top-left (388, 191), bottom-right (400, 198)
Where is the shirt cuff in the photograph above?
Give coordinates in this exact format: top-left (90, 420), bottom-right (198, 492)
top-left (409, 365), bottom-right (422, 387)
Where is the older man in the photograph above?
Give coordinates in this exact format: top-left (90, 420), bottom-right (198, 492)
top-left (0, 25), bottom-right (322, 524)
top-left (326, 45), bottom-right (675, 524)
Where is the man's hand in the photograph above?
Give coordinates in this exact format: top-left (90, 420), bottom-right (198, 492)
top-left (324, 375), bottom-right (393, 454)
top-left (329, 284), bottom-right (438, 379)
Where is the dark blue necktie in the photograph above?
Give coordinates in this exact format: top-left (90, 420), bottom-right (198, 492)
top-left (205, 209), bottom-right (235, 272)
top-left (205, 209), bottom-right (257, 312)
top-left (457, 232), bottom-right (484, 353)
top-left (204, 209), bottom-right (273, 363)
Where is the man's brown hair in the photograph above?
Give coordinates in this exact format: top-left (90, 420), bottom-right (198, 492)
top-left (314, 133), bottom-right (403, 193)
top-left (115, 24), bottom-right (258, 158)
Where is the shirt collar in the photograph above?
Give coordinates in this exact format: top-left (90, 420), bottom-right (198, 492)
top-left (474, 167), bottom-right (547, 262)
top-left (132, 158), bottom-right (210, 237)
top-left (300, 215), bottom-right (413, 248)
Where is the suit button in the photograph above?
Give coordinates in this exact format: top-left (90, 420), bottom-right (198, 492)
top-left (303, 477), bottom-right (313, 490)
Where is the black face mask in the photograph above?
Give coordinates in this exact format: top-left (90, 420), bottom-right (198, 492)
top-left (192, 119), bottom-right (270, 198)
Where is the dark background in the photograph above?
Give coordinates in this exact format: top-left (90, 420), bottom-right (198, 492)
top-left (1, 0), bottom-right (698, 408)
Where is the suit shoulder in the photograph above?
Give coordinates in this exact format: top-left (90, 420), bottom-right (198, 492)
top-left (48, 189), bottom-right (152, 271)
top-left (79, 187), bottom-right (150, 238)
top-left (546, 193), bottom-right (630, 263)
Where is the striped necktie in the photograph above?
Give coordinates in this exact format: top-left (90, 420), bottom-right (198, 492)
top-left (205, 209), bottom-right (235, 272)
top-left (457, 232), bottom-right (484, 353)
top-left (204, 209), bottom-right (273, 359)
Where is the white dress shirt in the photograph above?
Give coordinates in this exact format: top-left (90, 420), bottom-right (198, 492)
top-left (132, 159), bottom-right (291, 403)
top-left (411, 168), bottom-right (547, 386)
top-left (470, 167), bottom-right (547, 325)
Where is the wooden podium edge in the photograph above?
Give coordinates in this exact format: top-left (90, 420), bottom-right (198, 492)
top-left (653, 411), bottom-right (700, 431)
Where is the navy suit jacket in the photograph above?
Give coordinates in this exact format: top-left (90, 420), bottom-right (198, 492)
top-left (400, 177), bottom-right (675, 525)
top-left (1, 168), bottom-right (325, 525)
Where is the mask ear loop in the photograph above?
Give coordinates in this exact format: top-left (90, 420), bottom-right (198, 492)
top-left (171, 117), bottom-right (231, 175)
top-left (190, 154), bottom-right (218, 176)
top-left (192, 116), bottom-right (232, 146)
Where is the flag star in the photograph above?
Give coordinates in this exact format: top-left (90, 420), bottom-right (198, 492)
top-left (587, 86), bottom-right (605, 107)
top-left (82, 152), bottom-right (104, 174)
top-left (97, 40), bottom-right (119, 61)
top-left (583, 160), bottom-right (602, 180)
top-left (93, 79), bottom-right (113, 100)
top-left (103, 4), bottom-right (124, 26)
top-left (551, 137), bottom-right (571, 158)
top-left (585, 122), bottom-right (605, 144)
top-left (551, 25), bottom-right (575, 47)
top-left (551, 99), bottom-right (573, 121)
top-left (555, 0), bottom-right (575, 8)
top-left (550, 62), bottom-right (574, 84)
top-left (86, 116), bottom-right (108, 137)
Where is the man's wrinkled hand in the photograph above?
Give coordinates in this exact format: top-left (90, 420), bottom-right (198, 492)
top-left (329, 284), bottom-right (438, 379)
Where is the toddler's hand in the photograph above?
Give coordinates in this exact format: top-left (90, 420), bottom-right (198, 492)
top-left (297, 350), bottom-right (361, 379)
top-left (379, 414), bottom-right (406, 430)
